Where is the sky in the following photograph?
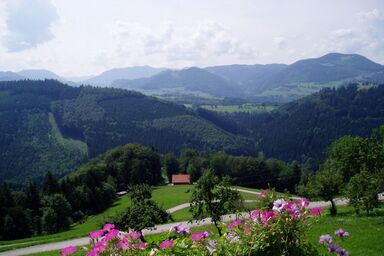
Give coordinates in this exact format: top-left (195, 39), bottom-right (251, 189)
top-left (0, 0), bottom-right (383, 77)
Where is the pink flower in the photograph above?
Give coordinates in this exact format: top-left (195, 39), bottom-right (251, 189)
top-left (191, 231), bottom-right (209, 240)
top-left (105, 229), bottom-right (120, 241)
top-left (93, 241), bottom-right (107, 253)
top-left (297, 198), bottom-right (310, 208)
top-left (60, 246), bottom-right (76, 256)
top-left (86, 250), bottom-right (98, 256)
top-left (227, 219), bottom-right (242, 230)
top-left (118, 240), bottom-right (129, 251)
top-left (133, 242), bottom-right (146, 250)
top-left (250, 210), bottom-right (262, 219)
top-left (160, 240), bottom-right (174, 249)
top-left (259, 189), bottom-right (268, 199)
top-left (310, 207), bottom-right (323, 216)
top-left (89, 230), bottom-right (104, 240)
top-left (244, 223), bottom-right (250, 235)
top-left (130, 231), bottom-right (142, 239)
top-left (262, 211), bottom-right (275, 223)
top-left (102, 223), bottom-right (115, 232)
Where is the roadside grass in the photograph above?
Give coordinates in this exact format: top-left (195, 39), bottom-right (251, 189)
top-left (25, 206), bottom-right (384, 256)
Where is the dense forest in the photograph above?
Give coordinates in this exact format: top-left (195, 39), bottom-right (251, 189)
top-left (0, 143), bottom-right (302, 240)
top-left (200, 84), bottom-right (384, 168)
top-left (1, 80), bottom-right (384, 183)
top-left (0, 80), bottom-right (253, 183)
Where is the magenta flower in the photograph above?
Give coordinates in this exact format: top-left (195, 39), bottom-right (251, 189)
top-left (102, 223), bottom-right (115, 232)
top-left (133, 242), bottom-right (146, 250)
top-left (93, 241), bottom-right (107, 253)
top-left (310, 207), bottom-right (323, 216)
top-left (297, 198), bottom-right (310, 208)
top-left (335, 228), bottom-right (349, 238)
top-left (259, 189), bottom-right (268, 198)
top-left (262, 211), bottom-right (275, 223)
top-left (227, 219), bottom-right (242, 230)
top-left (130, 231), bottom-right (142, 239)
top-left (191, 231), bottom-right (209, 240)
top-left (118, 240), bottom-right (129, 251)
top-left (59, 246), bottom-right (76, 256)
top-left (89, 230), bottom-right (104, 240)
top-left (319, 234), bottom-right (332, 244)
top-left (105, 229), bottom-right (120, 241)
top-left (160, 240), bottom-right (174, 249)
top-left (251, 209), bottom-right (262, 218)
top-left (86, 250), bottom-right (98, 256)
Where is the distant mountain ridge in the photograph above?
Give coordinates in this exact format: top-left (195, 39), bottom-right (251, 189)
top-left (1, 53), bottom-right (384, 102)
top-left (109, 53), bottom-right (384, 101)
top-left (82, 66), bottom-right (166, 86)
top-left (113, 67), bottom-right (245, 97)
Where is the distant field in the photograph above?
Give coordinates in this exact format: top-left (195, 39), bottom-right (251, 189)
top-left (201, 104), bottom-right (276, 113)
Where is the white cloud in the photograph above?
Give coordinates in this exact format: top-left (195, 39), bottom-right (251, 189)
top-left (2, 0), bottom-right (59, 52)
top-left (101, 20), bottom-right (257, 69)
top-left (273, 37), bottom-right (287, 49)
top-left (358, 8), bottom-right (384, 21)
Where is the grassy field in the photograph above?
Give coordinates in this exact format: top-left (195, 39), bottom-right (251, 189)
top-left (201, 104), bottom-right (276, 113)
top-left (305, 206), bottom-right (384, 256)
top-left (25, 206), bottom-right (384, 256)
top-left (0, 186), bottom-right (190, 251)
top-left (0, 184), bottom-right (262, 252)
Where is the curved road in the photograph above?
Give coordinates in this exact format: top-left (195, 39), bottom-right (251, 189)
top-left (0, 190), bottom-right (350, 256)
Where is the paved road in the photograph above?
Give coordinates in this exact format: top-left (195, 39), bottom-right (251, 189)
top-left (0, 192), bottom-right (351, 256)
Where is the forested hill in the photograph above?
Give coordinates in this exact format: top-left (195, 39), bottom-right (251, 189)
top-left (216, 84), bottom-right (384, 166)
top-left (0, 80), bottom-right (253, 183)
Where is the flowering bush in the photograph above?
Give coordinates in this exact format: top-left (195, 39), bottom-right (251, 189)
top-left (59, 196), bottom-right (347, 256)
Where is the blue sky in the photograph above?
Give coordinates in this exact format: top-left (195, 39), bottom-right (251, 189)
top-left (0, 0), bottom-right (383, 76)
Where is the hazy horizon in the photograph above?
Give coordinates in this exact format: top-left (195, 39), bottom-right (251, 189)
top-left (0, 0), bottom-right (383, 77)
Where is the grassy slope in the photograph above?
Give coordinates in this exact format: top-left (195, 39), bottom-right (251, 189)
top-left (0, 185), bottom-right (254, 250)
top-left (48, 113), bottom-right (88, 156)
top-left (0, 186), bottom-right (193, 250)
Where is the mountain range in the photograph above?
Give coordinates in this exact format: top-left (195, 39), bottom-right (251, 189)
top-left (2, 53), bottom-right (384, 103)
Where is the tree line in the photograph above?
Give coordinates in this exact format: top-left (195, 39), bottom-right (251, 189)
top-left (0, 143), bottom-right (304, 240)
top-left (300, 125), bottom-right (384, 215)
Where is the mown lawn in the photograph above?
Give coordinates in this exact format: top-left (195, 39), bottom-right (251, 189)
top-left (305, 206), bottom-right (384, 256)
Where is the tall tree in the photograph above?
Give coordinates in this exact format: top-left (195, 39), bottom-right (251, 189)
top-left (164, 153), bottom-right (180, 183)
top-left (42, 171), bottom-right (60, 195)
top-left (112, 184), bottom-right (170, 242)
top-left (189, 169), bottom-right (243, 236)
